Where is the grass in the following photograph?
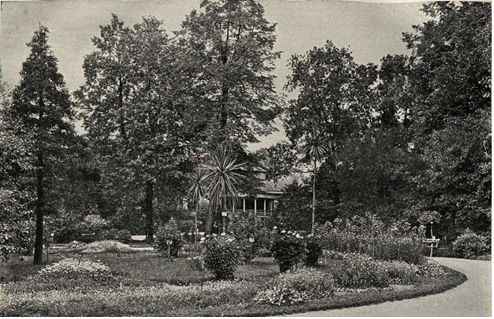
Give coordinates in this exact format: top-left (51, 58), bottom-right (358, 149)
top-left (0, 251), bottom-right (467, 316)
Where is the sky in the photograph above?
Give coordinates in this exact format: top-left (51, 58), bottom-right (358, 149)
top-left (0, 0), bottom-right (430, 150)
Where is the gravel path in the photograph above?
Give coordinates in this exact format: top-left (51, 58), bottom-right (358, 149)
top-left (284, 257), bottom-right (491, 317)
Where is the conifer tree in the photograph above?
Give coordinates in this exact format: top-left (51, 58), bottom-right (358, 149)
top-left (10, 26), bottom-right (74, 264)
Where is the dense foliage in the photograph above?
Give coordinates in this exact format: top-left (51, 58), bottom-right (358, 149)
top-left (271, 1), bottom-right (491, 243)
top-left (315, 214), bottom-right (425, 264)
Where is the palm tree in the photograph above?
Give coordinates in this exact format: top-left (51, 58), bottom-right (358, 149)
top-left (187, 168), bottom-right (207, 247)
top-left (202, 145), bottom-right (246, 235)
top-left (301, 127), bottom-right (329, 235)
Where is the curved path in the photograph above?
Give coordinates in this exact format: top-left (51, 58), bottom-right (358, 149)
top-left (285, 258), bottom-right (491, 317)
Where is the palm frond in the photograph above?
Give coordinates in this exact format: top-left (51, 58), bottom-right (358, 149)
top-left (187, 168), bottom-right (207, 206)
top-left (201, 145), bottom-right (247, 211)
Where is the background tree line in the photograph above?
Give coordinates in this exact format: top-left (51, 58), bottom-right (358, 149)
top-left (265, 2), bottom-right (491, 244)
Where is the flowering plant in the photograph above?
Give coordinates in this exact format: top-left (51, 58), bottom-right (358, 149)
top-left (38, 258), bottom-right (112, 281)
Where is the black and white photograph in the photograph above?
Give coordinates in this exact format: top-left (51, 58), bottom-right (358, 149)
top-left (0, 0), bottom-right (491, 316)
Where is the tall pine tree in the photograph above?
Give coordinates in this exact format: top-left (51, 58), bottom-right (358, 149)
top-left (10, 26), bottom-right (74, 264)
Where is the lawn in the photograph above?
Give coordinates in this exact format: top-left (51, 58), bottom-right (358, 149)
top-left (0, 248), bottom-right (467, 317)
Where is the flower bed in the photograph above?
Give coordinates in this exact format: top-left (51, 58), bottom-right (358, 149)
top-left (0, 251), bottom-right (467, 316)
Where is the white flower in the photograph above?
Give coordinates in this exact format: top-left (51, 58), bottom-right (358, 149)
top-left (281, 230), bottom-right (286, 234)
top-left (200, 237), bottom-right (206, 241)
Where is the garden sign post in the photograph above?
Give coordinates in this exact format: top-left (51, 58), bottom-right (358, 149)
top-left (221, 211), bottom-right (228, 234)
top-left (249, 237), bottom-right (255, 262)
top-left (166, 240), bottom-right (173, 261)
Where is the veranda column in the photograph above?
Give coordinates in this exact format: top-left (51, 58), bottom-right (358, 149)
top-left (263, 199), bottom-right (267, 216)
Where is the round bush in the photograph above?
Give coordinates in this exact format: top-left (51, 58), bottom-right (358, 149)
top-left (452, 230), bottom-right (490, 259)
top-left (271, 231), bottom-right (307, 273)
top-left (203, 236), bottom-right (240, 280)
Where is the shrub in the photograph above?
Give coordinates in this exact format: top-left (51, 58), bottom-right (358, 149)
top-left (82, 240), bottom-right (133, 254)
top-left (203, 235), bottom-right (240, 280)
top-left (271, 231), bottom-right (306, 273)
top-left (452, 229), bottom-right (490, 259)
top-left (328, 253), bottom-right (389, 289)
top-left (154, 218), bottom-right (184, 258)
top-left (304, 235), bottom-right (323, 267)
top-left (254, 267), bottom-right (334, 306)
top-left (186, 256), bottom-right (205, 272)
top-left (98, 229), bottom-right (132, 244)
top-left (380, 260), bottom-right (418, 284)
top-left (417, 258), bottom-right (448, 278)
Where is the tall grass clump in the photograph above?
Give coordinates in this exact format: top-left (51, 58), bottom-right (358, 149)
top-left (315, 213), bottom-right (425, 264)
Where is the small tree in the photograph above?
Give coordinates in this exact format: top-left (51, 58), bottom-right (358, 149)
top-left (301, 126), bottom-right (328, 234)
top-left (187, 168), bottom-right (207, 247)
top-left (202, 145), bottom-right (246, 234)
top-left (154, 217), bottom-right (184, 258)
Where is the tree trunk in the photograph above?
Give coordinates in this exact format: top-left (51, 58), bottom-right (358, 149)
top-left (145, 180), bottom-right (154, 243)
top-left (205, 205), bottom-right (214, 235)
top-left (194, 202), bottom-right (199, 250)
top-left (33, 151), bottom-right (44, 265)
top-left (311, 156), bottom-right (316, 235)
top-left (222, 196), bottom-right (227, 234)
